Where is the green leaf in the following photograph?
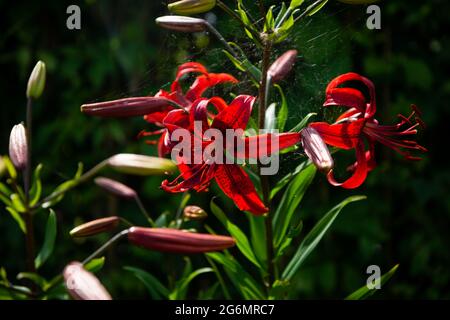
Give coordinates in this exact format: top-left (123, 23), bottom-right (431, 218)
top-left (210, 199), bottom-right (262, 269)
top-left (6, 207), bottom-right (26, 233)
top-left (273, 164), bottom-right (316, 249)
top-left (274, 2), bottom-right (288, 26)
top-left (29, 164), bottom-right (43, 206)
top-left (236, 0), bottom-right (258, 42)
top-left (124, 266), bottom-right (169, 300)
top-left (246, 212), bottom-right (267, 266)
top-left (2, 156), bottom-right (17, 180)
top-left (290, 0), bottom-right (305, 9)
top-left (206, 252), bottom-right (265, 300)
top-left (282, 195), bottom-right (366, 280)
top-left (289, 112), bottom-right (317, 132)
top-left (270, 160), bottom-right (309, 199)
top-left (35, 209), bottom-right (57, 269)
top-left (264, 6), bottom-right (275, 32)
top-left (0, 182), bottom-right (13, 206)
top-left (274, 84), bottom-right (288, 131)
top-left (264, 103), bottom-right (277, 131)
top-left (10, 194), bottom-right (26, 213)
top-left (170, 268), bottom-right (213, 300)
top-left (274, 12), bottom-right (295, 43)
top-left (17, 272), bottom-right (48, 289)
top-left (223, 43), bottom-right (262, 82)
top-left (346, 264), bottom-right (399, 300)
top-left (85, 257), bottom-right (105, 273)
top-left (307, 0), bottom-right (328, 16)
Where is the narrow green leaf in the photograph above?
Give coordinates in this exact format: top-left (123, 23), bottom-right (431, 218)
top-left (346, 264), bottom-right (399, 300)
top-left (0, 183), bottom-right (13, 207)
top-left (124, 266), bottom-right (169, 300)
top-left (2, 156), bottom-right (17, 180)
top-left (264, 5), bottom-right (275, 32)
top-left (270, 160), bottom-right (309, 199)
top-left (246, 213), bottom-right (267, 266)
top-left (274, 84), bottom-right (288, 131)
top-left (84, 257), bottom-right (105, 273)
top-left (265, 103), bottom-right (277, 131)
top-left (210, 199), bottom-right (262, 269)
top-left (35, 209), bottom-right (57, 269)
top-left (206, 252), bottom-right (265, 300)
top-left (289, 112), bottom-right (317, 132)
top-left (290, 0), bottom-right (305, 9)
top-left (29, 164), bottom-right (43, 206)
top-left (17, 272), bottom-right (48, 289)
top-left (6, 207), bottom-right (26, 233)
top-left (273, 164), bottom-right (316, 249)
top-left (282, 195), bottom-right (366, 280)
top-left (274, 2), bottom-right (288, 26)
top-left (170, 268), bottom-right (213, 300)
top-left (10, 194), bottom-right (26, 213)
top-left (307, 0), bottom-right (328, 16)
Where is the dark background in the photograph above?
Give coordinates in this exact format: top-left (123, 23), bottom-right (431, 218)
top-left (0, 0), bottom-right (448, 299)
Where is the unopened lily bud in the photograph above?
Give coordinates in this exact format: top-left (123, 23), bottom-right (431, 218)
top-left (156, 16), bottom-right (207, 33)
top-left (301, 127), bottom-right (334, 173)
top-left (268, 50), bottom-right (298, 83)
top-left (168, 0), bottom-right (216, 15)
top-left (128, 227), bottom-right (235, 253)
top-left (26, 61), bottom-right (46, 99)
top-left (183, 205), bottom-right (208, 220)
top-left (70, 216), bottom-right (120, 238)
top-left (63, 261), bottom-right (112, 300)
top-left (81, 97), bottom-right (170, 118)
top-left (9, 124), bottom-right (28, 171)
top-left (107, 154), bottom-right (177, 176)
top-left (95, 177), bottom-right (137, 199)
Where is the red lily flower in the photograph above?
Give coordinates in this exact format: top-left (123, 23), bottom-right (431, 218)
top-left (309, 72), bottom-right (426, 189)
top-left (160, 95), bottom-right (301, 215)
top-left (139, 62), bottom-right (238, 156)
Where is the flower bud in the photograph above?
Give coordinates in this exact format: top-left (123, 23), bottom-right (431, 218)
top-left (301, 127), bottom-right (334, 172)
top-left (183, 205), bottom-right (208, 220)
top-left (128, 227), bottom-right (235, 253)
top-left (26, 61), bottom-right (46, 99)
top-left (107, 154), bottom-right (177, 176)
top-left (81, 97), bottom-right (170, 118)
top-left (156, 16), bottom-right (207, 33)
top-left (70, 216), bottom-right (120, 238)
top-left (168, 0), bottom-right (216, 15)
top-left (9, 124), bottom-right (28, 171)
top-left (63, 261), bottom-right (112, 300)
top-left (268, 50), bottom-right (298, 83)
top-left (95, 177), bottom-right (137, 199)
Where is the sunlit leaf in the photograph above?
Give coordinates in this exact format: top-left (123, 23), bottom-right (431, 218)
top-left (6, 206), bottom-right (26, 233)
top-left (35, 209), bottom-right (57, 269)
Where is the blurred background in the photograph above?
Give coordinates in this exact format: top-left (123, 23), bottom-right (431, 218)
top-left (0, 0), bottom-right (448, 299)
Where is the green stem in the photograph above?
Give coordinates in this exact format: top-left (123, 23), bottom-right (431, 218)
top-left (258, 41), bottom-right (275, 290)
top-left (134, 195), bottom-right (155, 227)
top-left (294, 0), bottom-right (324, 23)
top-left (33, 160), bottom-right (108, 209)
top-left (24, 98), bottom-right (36, 276)
top-left (205, 22), bottom-right (238, 57)
top-left (275, 7), bottom-right (292, 29)
top-left (82, 229), bottom-right (129, 265)
top-left (206, 256), bottom-right (231, 300)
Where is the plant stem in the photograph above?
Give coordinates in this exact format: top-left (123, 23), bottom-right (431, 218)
top-left (33, 160), bottom-right (108, 209)
top-left (258, 40), bottom-right (275, 290)
top-left (82, 229), bottom-right (129, 265)
top-left (134, 195), bottom-right (155, 227)
top-left (205, 22), bottom-right (238, 57)
top-left (24, 98), bottom-right (36, 275)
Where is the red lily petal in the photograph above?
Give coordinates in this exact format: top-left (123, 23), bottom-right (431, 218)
top-left (171, 62), bottom-right (209, 93)
top-left (157, 131), bottom-right (171, 157)
top-left (309, 119), bottom-right (365, 150)
top-left (335, 108), bottom-right (361, 123)
top-left (161, 161), bottom-right (216, 193)
top-left (186, 73), bottom-right (238, 102)
top-left (327, 139), bottom-right (368, 189)
top-left (214, 164), bottom-right (268, 215)
top-left (326, 72), bottom-right (377, 118)
top-left (237, 132), bottom-right (301, 159)
top-left (212, 95), bottom-right (256, 131)
top-left (323, 88), bottom-right (366, 112)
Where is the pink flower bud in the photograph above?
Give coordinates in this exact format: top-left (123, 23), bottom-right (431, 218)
top-left (8, 123), bottom-right (28, 171)
top-left (70, 216), bottom-right (120, 238)
top-left (155, 16), bottom-right (207, 33)
top-left (63, 261), bottom-right (112, 300)
top-left (95, 177), bottom-right (137, 199)
top-left (301, 127), bottom-right (334, 172)
top-left (128, 227), bottom-right (235, 253)
top-left (183, 205), bottom-right (208, 220)
top-left (80, 97), bottom-right (170, 117)
top-left (268, 50), bottom-right (298, 83)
